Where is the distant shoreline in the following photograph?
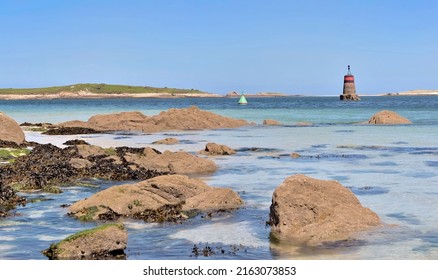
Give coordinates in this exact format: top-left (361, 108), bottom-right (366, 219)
top-left (0, 91), bottom-right (222, 100)
top-left (1, 89), bottom-right (438, 100)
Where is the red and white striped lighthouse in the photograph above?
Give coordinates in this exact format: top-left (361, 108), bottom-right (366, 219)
top-left (340, 65), bottom-right (360, 101)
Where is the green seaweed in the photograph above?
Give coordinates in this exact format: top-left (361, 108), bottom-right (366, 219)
top-left (42, 223), bottom-right (125, 259)
top-left (0, 148), bottom-right (31, 160)
top-left (78, 206), bottom-right (99, 221)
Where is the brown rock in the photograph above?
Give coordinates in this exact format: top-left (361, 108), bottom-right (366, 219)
top-left (124, 150), bottom-right (217, 174)
top-left (183, 188), bottom-right (242, 212)
top-left (0, 112), bottom-right (25, 145)
top-left (69, 158), bottom-right (93, 169)
top-left (290, 152), bottom-right (301, 158)
top-left (75, 144), bottom-right (106, 158)
top-left (225, 91), bottom-right (240, 97)
top-left (263, 119), bottom-right (281, 126)
top-left (269, 174), bottom-right (380, 245)
top-left (68, 174), bottom-right (243, 222)
top-left (295, 122), bottom-right (312, 126)
top-left (340, 94), bottom-right (361, 101)
top-left (58, 106), bottom-right (249, 133)
top-left (152, 137), bottom-right (180, 145)
top-left (199, 142), bottom-right (236, 156)
top-left (42, 224), bottom-right (127, 260)
top-left (367, 110), bottom-right (412, 124)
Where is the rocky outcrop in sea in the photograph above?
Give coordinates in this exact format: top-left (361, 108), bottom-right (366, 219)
top-left (198, 142), bottom-right (236, 156)
top-left (0, 142), bottom-right (217, 193)
top-left (367, 110), bottom-right (412, 125)
top-left (47, 106), bottom-right (250, 135)
top-left (68, 174), bottom-right (243, 222)
top-left (42, 224), bottom-right (127, 260)
top-left (269, 174), bottom-right (381, 245)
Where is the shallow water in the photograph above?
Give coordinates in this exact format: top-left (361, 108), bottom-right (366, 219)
top-left (0, 96), bottom-right (437, 259)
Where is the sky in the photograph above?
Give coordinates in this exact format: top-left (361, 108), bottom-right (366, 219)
top-left (0, 0), bottom-right (437, 95)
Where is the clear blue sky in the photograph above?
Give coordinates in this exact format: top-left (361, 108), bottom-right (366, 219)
top-left (1, 0), bottom-right (437, 95)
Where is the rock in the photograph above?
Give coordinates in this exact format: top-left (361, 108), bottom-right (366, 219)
top-left (68, 174), bottom-right (243, 222)
top-left (295, 122), bottom-right (312, 126)
top-left (340, 94), bottom-right (360, 101)
top-left (124, 149), bottom-right (217, 174)
top-left (0, 112), bottom-right (25, 145)
top-left (75, 144), bottom-right (106, 158)
top-left (0, 142), bottom-right (217, 191)
top-left (56, 106), bottom-right (249, 134)
top-left (43, 126), bottom-right (101, 135)
top-left (367, 110), bottom-right (412, 125)
top-left (152, 137), bottom-right (180, 145)
top-left (0, 180), bottom-right (26, 217)
top-left (63, 139), bottom-right (89, 146)
top-left (225, 91), bottom-right (240, 97)
top-left (69, 158), bottom-right (93, 169)
top-left (263, 119), bottom-right (281, 126)
top-left (269, 174), bottom-right (380, 245)
top-left (199, 142), bottom-right (236, 156)
top-left (290, 152), bottom-right (301, 158)
top-left (42, 224), bottom-right (127, 260)
top-left (0, 143), bottom-right (168, 191)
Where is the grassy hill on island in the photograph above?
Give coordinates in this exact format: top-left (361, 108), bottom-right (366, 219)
top-left (0, 83), bottom-right (206, 95)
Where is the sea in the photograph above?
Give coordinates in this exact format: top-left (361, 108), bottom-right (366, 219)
top-left (0, 95), bottom-right (437, 260)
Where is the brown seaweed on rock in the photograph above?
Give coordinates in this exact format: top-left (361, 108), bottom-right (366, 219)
top-left (0, 180), bottom-right (25, 217)
top-left (0, 143), bottom-right (169, 192)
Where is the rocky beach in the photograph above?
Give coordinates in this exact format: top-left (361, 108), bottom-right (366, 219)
top-left (1, 96), bottom-right (437, 260)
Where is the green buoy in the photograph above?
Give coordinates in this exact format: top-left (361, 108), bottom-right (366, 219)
top-left (238, 94), bottom-right (248, 105)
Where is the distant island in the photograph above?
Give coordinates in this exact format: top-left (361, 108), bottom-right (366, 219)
top-left (0, 83), bottom-right (220, 100)
top-left (384, 90), bottom-right (438, 96)
top-left (225, 91), bottom-right (291, 97)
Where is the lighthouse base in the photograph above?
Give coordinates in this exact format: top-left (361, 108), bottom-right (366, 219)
top-left (340, 94), bottom-right (361, 101)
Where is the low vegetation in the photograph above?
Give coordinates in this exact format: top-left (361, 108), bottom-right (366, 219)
top-left (0, 83), bottom-right (205, 95)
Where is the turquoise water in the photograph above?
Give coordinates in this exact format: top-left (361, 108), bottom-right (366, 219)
top-left (1, 96), bottom-right (437, 259)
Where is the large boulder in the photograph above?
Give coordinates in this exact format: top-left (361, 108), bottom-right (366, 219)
top-left (0, 112), bottom-right (25, 145)
top-left (56, 106), bottom-right (249, 133)
top-left (42, 224), bottom-right (127, 260)
top-left (198, 142), bottom-right (236, 156)
top-left (367, 110), bottom-right (412, 124)
top-left (68, 174), bottom-right (243, 222)
top-left (269, 174), bottom-right (380, 245)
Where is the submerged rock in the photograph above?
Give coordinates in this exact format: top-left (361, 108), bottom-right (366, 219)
top-left (43, 126), bottom-right (101, 135)
top-left (63, 139), bottom-right (90, 146)
top-left (198, 142), bottom-right (236, 156)
top-left (152, 137), bottom-right (180, 145)
top-left (263, 119), bottom-right (281, 126)
top-left (269, 174), bottom-right (380, 245)
top-left (367, 110), bottom-right (412, 125)
top-left (55, 106), bottom-right (249, 134)
top-left (0, 112), bottom-right (25, 145)
top-left (68, 174), bottom-right (243, 222)
top-left (42, 224), bottom-right (127, 260)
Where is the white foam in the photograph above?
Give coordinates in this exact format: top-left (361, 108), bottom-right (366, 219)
top-left (36, 234), bottom-right (69, 242)
top-left (169, 221), bottom-right (266, 248)
top-left (0, 236), bottom-right (15, 241)
top-left (123, 221), bottom-right (158, 230)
